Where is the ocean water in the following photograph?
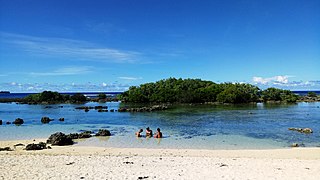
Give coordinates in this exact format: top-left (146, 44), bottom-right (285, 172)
top-left (0, 102), bottom-right (319, 149)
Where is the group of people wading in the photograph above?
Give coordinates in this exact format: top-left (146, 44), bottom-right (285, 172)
top-left (135, 127), bottom-right (162, 138)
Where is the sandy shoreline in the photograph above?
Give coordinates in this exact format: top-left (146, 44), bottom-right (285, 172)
top-left (1, 139), bottom-right (320, 179)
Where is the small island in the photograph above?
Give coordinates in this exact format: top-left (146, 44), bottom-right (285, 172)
top-left (119, 78), bottom-right (300, 104)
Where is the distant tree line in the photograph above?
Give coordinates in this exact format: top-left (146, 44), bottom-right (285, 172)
top-left (119, 78), bottom-right (299, 104)
top-left (24, 91), bottom-right (87, 104)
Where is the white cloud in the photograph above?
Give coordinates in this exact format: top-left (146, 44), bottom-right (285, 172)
top-left (252, 75), bottom-right (291, 85)
top-left (1, 32), bottom-right (140, 63)
top-left (0, 82), bottom-right (130, 92)
top-left (29, 66), bottom-right (93, 76)
top-left (118, 76), bottom-right (142, 80)
top-left (252, 75), bottom-right (320, 90)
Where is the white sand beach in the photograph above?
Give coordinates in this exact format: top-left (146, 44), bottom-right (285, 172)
top-left (1, 139), bottom-right (320, 180)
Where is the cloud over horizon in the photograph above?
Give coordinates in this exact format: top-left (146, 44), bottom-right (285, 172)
top-left (1, 32), bottom-right (140, 63)
top-left (252, 75), bottom-right (320, 90)
top-left (1, 82), bottom-right (130, 93)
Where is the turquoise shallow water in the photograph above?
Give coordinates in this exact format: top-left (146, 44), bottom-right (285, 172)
top-left (0, 102), bottom-right (319, 149)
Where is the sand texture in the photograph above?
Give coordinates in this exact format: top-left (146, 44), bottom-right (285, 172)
top-left (0, 139), bottom-right (320, 180)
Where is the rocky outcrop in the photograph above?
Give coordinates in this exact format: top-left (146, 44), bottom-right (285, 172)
top-left (288, 127), bottom-right (313, 134)
top-left (95, 129), bottom-right (111, 136)
top-left (67, 131), bottom-right (92, 139)
top-left (0, 120), bottom-right (2, 125)
top-left (47, 132), bottom-right (73, 146)
top-left (13, 118), bottom-right (24, 125)
top-left (41, 116), bottom-right (53, 124)
top-left (118, 105), bottom-right (169, 113)
top-left (6, 121), bottom-right (11, 124)
top-left (25, 142), bottom-right (47, 150)
top-left (59, 118), bottom-right (65, 121)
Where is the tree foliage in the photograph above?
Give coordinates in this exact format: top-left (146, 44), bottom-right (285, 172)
top-left (119, 78), bottom-right (298, 104)
top-left (24, 91), bottom-right (87, 103)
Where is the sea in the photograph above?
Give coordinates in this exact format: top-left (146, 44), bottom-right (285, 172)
top-left (0, 91), bottom-right (319, 150)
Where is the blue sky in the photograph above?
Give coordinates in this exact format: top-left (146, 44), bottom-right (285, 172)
top-left (0, 0), bottom-right (319, 92)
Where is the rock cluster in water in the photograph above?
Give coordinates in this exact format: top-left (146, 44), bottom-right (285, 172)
top-left (95, 129), bottom-right (111, 136)
top-left (12, 118), bottom-right (24, 125)
top-left (118, 105), bottom-right (169, 112)
top-left (75, 106), bottom-right (108, 112)
top-left (288, 127), bottom-right (313, 134)
top-left (67, 131), bottom-right (93, 139)
top-left (41, 116), bottom-right (53, 124)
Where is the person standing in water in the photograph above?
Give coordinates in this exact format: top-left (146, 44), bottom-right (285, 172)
top-left (146, 127), bottom-right (153, 137)
top-left (154, 128), bottom-right (163, 138)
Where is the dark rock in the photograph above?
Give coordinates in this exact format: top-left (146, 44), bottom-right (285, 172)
top-left (85, 109), bottom-right (89, 112)
top-left (95, 129), bottom-right (111, 136)
top-left (59, 118), bottom-right (65, 121)
top-left (47, 132), bottom-right (74, 146)
top-left (110, 109), bottom-right (114, 112)
top-left (118, 108), bottom-right (127, 112)
top-left (0, 120), bottom-right (2, 125)
top-left (25, 142), bottom-right (47, 150)
top-left (67, 131), bottom-right (92, 139)
top-left (94, 106), bottom-right (108, 110)
top-left (13, 118), bottom-right (24, 125)
top-left (6, 121), bottom-right (11, 124)
top-left (0, 147), bottom-right (12, 151)
top-left (98, 109), bottom-right (108, 112)
top-left (41, 116), bottom-right (52, 123)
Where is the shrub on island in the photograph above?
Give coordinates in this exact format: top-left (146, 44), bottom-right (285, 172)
top-left (23, 91), bottom-right (87, 104)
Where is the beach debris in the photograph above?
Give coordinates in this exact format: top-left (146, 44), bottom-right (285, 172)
top-left (25, 142), bottom-right (47, 150)
top-left (47, 132), bottom-right (74, 146)
top-left (288, 127), bottom-right (313, 134)
top-left (123, 161), bottom-right (134, 164)
top-left (95, 129), bottom-right (111, 136)
top-left (12, 118), bottom-right (24, 125)
top-left (219, 164), bottom-right (228, 167)
top-left (67, 131), bottom-right (93, 139)
top-left (59, 117), bottom-right (65, 121)
top-left (66, 162), bottom-right (75, 165)
top-left (0, 147), bottom-right (13, 151)
top-left (137, 176), bottom-right (149, 179)
top-left (14, 143), bottom-right (24, 148)
top-left (41, 116), bottom-right (53, 124)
